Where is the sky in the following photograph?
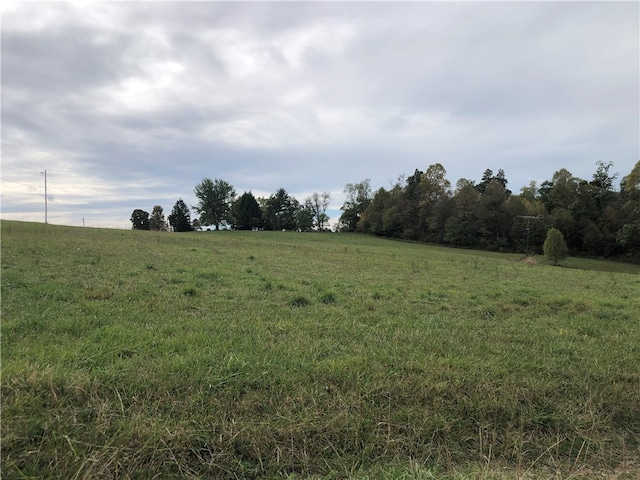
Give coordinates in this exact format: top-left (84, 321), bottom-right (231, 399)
top-left (1, 1), bottom-right (638, 229)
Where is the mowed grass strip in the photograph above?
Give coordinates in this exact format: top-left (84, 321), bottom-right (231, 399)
top-left (1, 221), bottom-right (639, 479)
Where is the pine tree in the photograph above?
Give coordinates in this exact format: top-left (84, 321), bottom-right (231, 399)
top-left (543, 227), bottom-right (569, 265)
top-left (168, 199), bottom-right (193, 232)
top-left (149, 205), bottom-right (167, 231)
top-left (232, 191), bottom-right (263, 230)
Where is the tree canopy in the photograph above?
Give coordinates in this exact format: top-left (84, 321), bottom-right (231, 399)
top-left (130, 209), bottom-right (150, 230)
top-left (194, 178), bottom-right (236, 230)
top-left (306, 192), bottom-right (331, 231)
top-left (339, 179), bottom-right (372, 232)
top-left (232, 192), bottom-right (262, 230)
top-left (544, 227), bottom-right (569, 265)
top-left (127, 160), bottom-right (640, 261)
top-left (168, 199), bottom-right (193, 232)
top-left (149, 205), bottom-right (167, 231)
top-left (264, 188), bottom-right (299, 231)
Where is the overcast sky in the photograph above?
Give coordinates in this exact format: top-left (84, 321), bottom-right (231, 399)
top-left (1, 1), bottom-right (638, 229)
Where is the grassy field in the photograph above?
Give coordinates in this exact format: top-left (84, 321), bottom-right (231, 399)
top-left (2, 220), bottom-right (639, 479)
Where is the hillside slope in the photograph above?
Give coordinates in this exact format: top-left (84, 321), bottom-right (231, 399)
top-left (2, 221), bottom-right (639, 478)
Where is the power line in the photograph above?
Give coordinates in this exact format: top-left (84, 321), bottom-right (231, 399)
top-left (41, 170), bottom-right (47, 224)
top-left (0, 177), bottom-right (38, 189)
top-left (516, 215), bottom-right (543, 254)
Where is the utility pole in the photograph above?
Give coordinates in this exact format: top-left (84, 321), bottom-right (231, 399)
top-left (517, 215), bottom-right (541, 254)
top-left (41, 170), bottom-right (48, 224)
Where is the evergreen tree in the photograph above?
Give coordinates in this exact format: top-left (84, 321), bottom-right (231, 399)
top-left (264, 188), bottom-right (299, 231)
top-left (543, 227), bottom-right (569, 265)
top-left (232, 191), bottom-right (263, 230)
top-left (168, 199), bottom-right (193, 232)
top-left (149, 205), bottom-right (167, 231)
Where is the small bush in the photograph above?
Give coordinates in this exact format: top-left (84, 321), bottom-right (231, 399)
top-left (544, 228), bottom-right (569, 265)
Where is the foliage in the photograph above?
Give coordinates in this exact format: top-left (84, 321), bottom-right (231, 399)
top-left (129, 161), bottom-right (640, 259)
top-left (475, 168), bottom-right (510, 196)
top-left (149, 205), bottom-right (167, 231)
top-left (339, 179), bottom-right (372, 231)
top-left (263, 188), bottom-right (299, 231)
top-left (305, 191), bottom-right (331, 230)
top-left (193, 178), bottom-right (236, 230)
top-left (543, 227), bottom-right (569, 265)
top-left (130, 209), bottom-right (150, 230)
top-left (621, 160), bottom-right (640, 201)
top-left (590, 160), bottom-right (618, 203)
top-left (352, 162), bottom-right (639, 260)
top-left (168, 198), bottom-right (193, 232)
top-left (2, 220), bottom-right (639, 479)
top-left (232, 191), bottom-right (263, 230)
top-left (295, 204), bottom-right (314, 232)
top-left (617, 221), bottom-right (640, 254)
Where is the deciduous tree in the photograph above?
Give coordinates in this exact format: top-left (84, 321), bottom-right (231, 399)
top-left (618, 160), bottom-right (640, 258)
top-left (418, 164), bottom-right (452, 242)
top-left (130, 209), bottom-right (150, 230)
top-left (444, 179), bottom-right (480, 246)
top-left (295, 204), bottom-right (314, 231)
top-left (339, 179), bottom-right (372, 231)
top-left (194, 178), bottom-right (236, 230)
top-left (305, 192), bottom-right (331, 230)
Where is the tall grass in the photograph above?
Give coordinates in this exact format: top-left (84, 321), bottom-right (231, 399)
top-left (2, 221), bottom-right (639, 478)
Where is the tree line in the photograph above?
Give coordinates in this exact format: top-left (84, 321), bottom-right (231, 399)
top-left (337, 160), bottom-right (640, 260)
top-left (130, 180), bottom-right (331, 233)
top-left (130, 160), bottom-right (640, 260)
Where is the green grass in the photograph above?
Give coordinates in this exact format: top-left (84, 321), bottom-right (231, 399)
top-left (2, 221), bottom-right (639, 479)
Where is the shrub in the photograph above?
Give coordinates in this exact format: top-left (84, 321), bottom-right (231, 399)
top-left (544, 227), bottom-right (569, 265)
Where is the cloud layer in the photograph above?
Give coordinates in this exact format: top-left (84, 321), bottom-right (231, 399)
top-left (2, 2), bottom-right (638, 228)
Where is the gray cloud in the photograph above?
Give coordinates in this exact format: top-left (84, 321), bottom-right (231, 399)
top-left (2, 1), bottom-right (638, 228)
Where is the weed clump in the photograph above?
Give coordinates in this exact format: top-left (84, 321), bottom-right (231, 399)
top-left (319, 291), bottom-right (337, 304)
top-left (182, 287), bottom-right (197, 296)
top-left (290, 296), bottom-right (311, 307)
